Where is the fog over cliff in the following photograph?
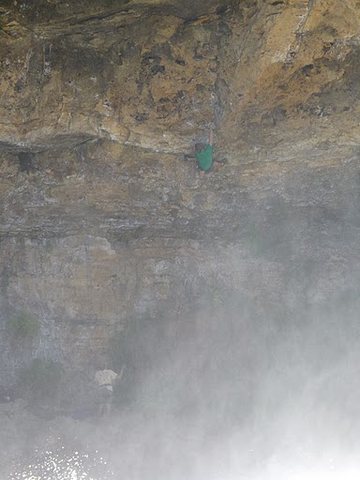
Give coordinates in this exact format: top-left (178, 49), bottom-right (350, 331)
top-left (4, 289), bottom-right (360, 479)
top-left (1, 0), bottom-right (360, 478)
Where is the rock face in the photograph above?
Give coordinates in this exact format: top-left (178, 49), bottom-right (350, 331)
top-left (1, 0), bottom-right (360, 381)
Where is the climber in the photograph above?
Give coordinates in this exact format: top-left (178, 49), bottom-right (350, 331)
top-left (94, 367), bottom-right (123, 416)
top-left (195, 129), bottom-right (214, 174)
top-left (184, 130), bottom-right (214, 174)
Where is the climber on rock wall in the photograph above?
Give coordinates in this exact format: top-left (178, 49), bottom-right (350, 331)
top-left (184, 129), bottom-right (215, 175)
top-left (195, 129), bottom-right (214, 175)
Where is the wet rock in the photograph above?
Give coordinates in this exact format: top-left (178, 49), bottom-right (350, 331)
top-left (1, 0), bottom-right (360, 379)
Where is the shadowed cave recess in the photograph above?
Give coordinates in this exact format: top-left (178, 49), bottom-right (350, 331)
top-left (1, 0), bottom-right (360, 478)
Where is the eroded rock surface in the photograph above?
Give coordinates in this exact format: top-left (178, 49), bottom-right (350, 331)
top-left (1, 0), bottom-right (360, 380)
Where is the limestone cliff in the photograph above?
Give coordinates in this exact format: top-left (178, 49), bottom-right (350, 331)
top-left (1, 0), bottom-right (360, 382)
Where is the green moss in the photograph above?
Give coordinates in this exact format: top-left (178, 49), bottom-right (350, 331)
top-left (6, 311), bottom-right (40, 340)
top-left (17, 358), bottom-right (63, 402)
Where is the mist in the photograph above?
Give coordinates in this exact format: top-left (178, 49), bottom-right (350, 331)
top-left (2, 170), bottom-right (360, 478)
top-left (3, 255), bottom-right (360, 479)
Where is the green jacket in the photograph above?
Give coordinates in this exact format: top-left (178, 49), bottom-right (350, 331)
top-left (195, 144), bottom-right (213, 172)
